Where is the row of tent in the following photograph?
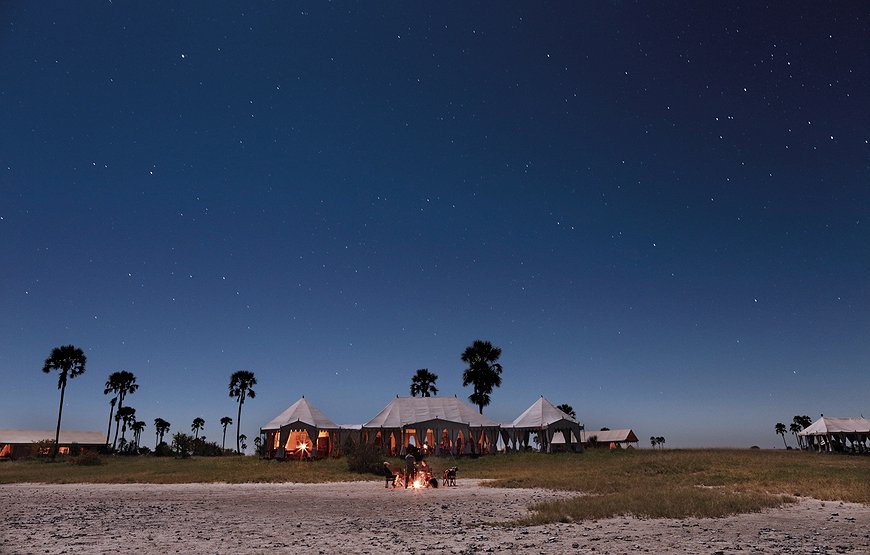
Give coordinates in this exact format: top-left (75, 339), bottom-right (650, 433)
top-left (260, 395), bottom-right (589, 459)
top-left (798, 416), bottom-right (870, 453)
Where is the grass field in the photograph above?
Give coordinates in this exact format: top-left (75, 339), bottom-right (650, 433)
top-left (2, 449), bottom-right (867, 522)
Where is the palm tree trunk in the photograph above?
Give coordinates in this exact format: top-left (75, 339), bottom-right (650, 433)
top-left (222, 427), bottom-right (227, 451)
top-left (112, 395), bottom-right (124, 450)
top-left (106, 402), bottom-right (115, 446)
top-left (52, 382), bottom-right (66, 460)
top-left (236, 394), bottom-right (244, 454)
top-left (781, 434), bottom-right (788, 449)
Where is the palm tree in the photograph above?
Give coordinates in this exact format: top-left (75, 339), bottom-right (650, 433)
top-left (789, 422), bottom-right (804, 450)
top-left (460, 340), bottom-right (503, 414)
top-left (229, 370), bottom-right (257, 454)
top-left (239, 434), bottom-right (248, 452)
top-left (42, 345), bottom-right (87, 460)
top-left (104, 370), bottom-right (139, 450)
top-left (131, 420), bottom-right (146, 450)
top-left (410, 368), bottom-right (439, 397)
top-left (650, 436), bottom-right (658, 449)
top-left (220, 416), bottom-right (233, 452)
top-left (775, 422), bottom-right (788, 448)
top-left (154, 418), bottom-right (171, 449)
top-left (656, 436), bottom-right (666, 449)
top-left (191, 417), bottom-right (205, 440)
top-left (556, 404), bottom-right (576, 418)
top-left (116, 406), bottom-right (136, 445)
top-left (105, 396), bottom-right (117, 447)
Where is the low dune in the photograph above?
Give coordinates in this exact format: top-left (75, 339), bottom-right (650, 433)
top-left (1, 481), bottom-right (868, 554)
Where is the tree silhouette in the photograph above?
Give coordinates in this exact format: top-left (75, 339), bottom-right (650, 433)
top-left (656, 436), bottom-right (666, 448)
top-left (789, 422), bottom-right (804, 450)
top-left (220, 416), bottom-right (233, 452)
top-left (116, 406), bottom-right (136, 446)
top-left (239, 434), bottom-right (248, 452)
top-left (650, 436), bottom-right (658, 449)
top-left (229, 370), bottom-right (257, 454)
top-left (775, 422), bottom-right (788, 448)
top-left (460, 340), bottom-right (503, 414)
top-left (104, 396), bottom-right (117, 447)
top-left (191, 417), bottom-right (205, 440)
top-left (556, 404), bottom-right (576, 418)
top-left (42, 345), bottom-right (87, 460)
top-left (104, 370), bottom-right (139, 450)
top-left (131, 420), bottom-right (146, 451)
top-left (154, 418), bottom-right (171, 449)
top-left (410, 368), bottom-right (439, 397)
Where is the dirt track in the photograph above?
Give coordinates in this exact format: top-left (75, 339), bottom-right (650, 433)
top-left (1, 481), bottom-right (868, 554)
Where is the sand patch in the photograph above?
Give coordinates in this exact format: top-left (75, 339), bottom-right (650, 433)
top-left (1, 481), bottom-right (868, 554)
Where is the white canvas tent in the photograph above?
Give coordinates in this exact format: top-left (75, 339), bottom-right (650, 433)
top-left (260, 397), bottom-right (342, 459)
top-left (503, 396), bottom-right (584, 453)
top-left (798, 416), bottom-right (870, 453)
top-left (362, 396), bottom-right (502, 456)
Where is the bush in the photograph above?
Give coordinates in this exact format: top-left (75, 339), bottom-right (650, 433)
top-left (172, 433), bottom-right (194, 458)
top-left (346, 442), bottom-right (382, 474)
top-left (72, 450), bottom-right (102, 466)
top-left (154, 442), bottom-right (173, 457)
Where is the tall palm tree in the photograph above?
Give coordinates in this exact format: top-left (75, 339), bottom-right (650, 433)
top-left (410, 368), bottom-right (439, 397)
top-left (775, 422), bottom-right (788, 448)
top-left (154, 418), bottom-right (171, 449)
top-left (656, 436), bottom-right (666, 449)
top-left (220, 416), bottom-right (233, 451)
top-left (229, 370), bottom-right (257, 454)
top-left (105, 396), bottom-right (117, 447)
top-left (556, 404), bottom-right (576, 418)
top-left (789, 422), bottom-right (803, 450)
top-left (460, 340), bottom-right (503, 414)
top-left (131, 420), bottom-right (146, 450)
top-left (116, 406), bottom-right (136, 445)
top-left (191, 417), bottom-right (205, 440)
top-left (650, 436), bottom-right (658, 449)
top-left (104, 370), bottom-right (139, 450)
top-left (42, 345), bottom-right (87, 460)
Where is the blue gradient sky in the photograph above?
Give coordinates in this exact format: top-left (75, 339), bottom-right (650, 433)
top-left (1, 3), bottom-right (867, 449)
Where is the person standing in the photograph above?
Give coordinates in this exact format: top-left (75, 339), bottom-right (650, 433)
top-left (404, 452), bottom-right (416, 488)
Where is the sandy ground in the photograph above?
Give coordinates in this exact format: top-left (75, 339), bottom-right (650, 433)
top-left (1, 481), bottom-right (868, 554)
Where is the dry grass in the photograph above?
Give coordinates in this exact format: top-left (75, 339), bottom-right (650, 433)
top-left (2, 449), bottom-right (867, 523)
top-left (455, 449), bottom-right (869, 522)
top-left (0, 455), bottom-right (355, 484)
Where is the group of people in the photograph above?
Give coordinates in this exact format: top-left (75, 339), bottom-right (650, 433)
top-left (383, 453), bottom-right (438, 489)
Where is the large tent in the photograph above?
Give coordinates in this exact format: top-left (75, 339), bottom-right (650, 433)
top-left (0, 429), bottom-right (104, 460)
top-left (798, 416), bottom-right (870, 453)
top-left (362, 396), bottom-right (502, 456)
top-left (260, 397), bottom-right (343, 459)
top-left (503, 396), bottom-right (584, 453)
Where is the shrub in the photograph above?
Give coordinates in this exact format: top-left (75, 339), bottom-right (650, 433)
top-left (346, 442), bottom-right (381, 474)
top-left (72, 450), bottom-right (102, 466)
top-left (68, 443), bottom-right (81, 457)
top-left (171, 433), bottom-right (194, 458)
top-left (154, 442), bottom-right (173, 457)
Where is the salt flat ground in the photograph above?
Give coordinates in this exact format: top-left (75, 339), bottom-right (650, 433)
top-left (1, 481), bottom-right (868, 554)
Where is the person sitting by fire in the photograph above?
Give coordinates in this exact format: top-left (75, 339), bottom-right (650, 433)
top-left (383, 461), bottom-right (397, 488)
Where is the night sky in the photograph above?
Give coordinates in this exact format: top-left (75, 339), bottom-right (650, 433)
top-left (2, 3), bottom-right (868, 449)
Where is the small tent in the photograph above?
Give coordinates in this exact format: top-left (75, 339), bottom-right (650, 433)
top-left (798, 416), bottom-right (870, 453)
top-left (503, 396), bottom-right (584, 453)
top-left (578, 429), bottom-right (639, 448)
top-left (260, 397), bottom-right (341, 459)
top-left (362, 396), bottom-right (502, 456)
